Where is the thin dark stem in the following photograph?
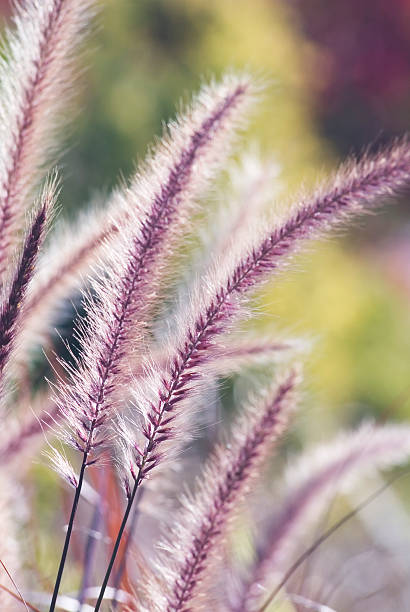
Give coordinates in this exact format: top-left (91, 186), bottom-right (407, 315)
top-left (94, 476), bottom-right (140, 611)
top-left (111, 488), bottom-right (144, 611)
top-left (49, 453), bottom-right (88, 612)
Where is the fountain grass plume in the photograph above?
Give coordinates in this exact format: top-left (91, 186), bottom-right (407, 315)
top-left (0, 176), bottom-right (57, 384)
top-left (207, 333), bottom-right (309, 375)
top-left (198, 148), bottom-right (281, 270)
top-left (48, 73), bottom-right (255, 611)
top-left (120, 138), bottom-right (410, 496)
top-left (138, 369), bottom-right (300, 612)
top-left (1, 1), bottom-right (410, 607)
top-left (131, 332), bottom-right (306, 382)
top-left (0, 0), bottom-right (97, 279)
top-left (16, 203), bottom-right (118, 363)
top-left (239, 422), bottom-right (410, 611)
top-left (101, 138), bottom-right (410, 609)
top-left (52, 72), bottom-right (255, 467)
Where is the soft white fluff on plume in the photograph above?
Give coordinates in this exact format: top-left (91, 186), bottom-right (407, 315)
top-left (202, 147), bottom-right (281, 266)
top-left (137, 369), bottom-right (300, 612)
top-left (52, 73), bottom-right (256, 474)
top-left (0, 0), bottom-right (97, 279)
top-left (14, 195), bottom-right (123, 365)
top-left (131, 332), bottom-right (308, 382)
top-left (240, 422), bottom-right (410, 611)
top-left (0, 174), bottom-right (58, 400)
top-left (171, 148), bottom-right (281, 318)
top-left (210, 332), bottom-right (309, 376)
top-left (118, 139), bottom-right (410, 500)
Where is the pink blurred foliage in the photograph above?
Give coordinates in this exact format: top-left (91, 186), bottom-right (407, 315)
top-left (0, 0), bottom-right (10, 18)
top-left (290, 0), bottom-right (410, 144)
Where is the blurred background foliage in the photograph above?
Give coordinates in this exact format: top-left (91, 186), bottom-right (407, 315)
top-left (3, 0), bottom-right (410, 435)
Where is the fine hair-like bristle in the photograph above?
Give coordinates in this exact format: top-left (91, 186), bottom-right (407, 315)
top-left (140, 369), bottom-right (299, 612)
top-left (239, 422), bottom-right (410, 611)
top-left (0, 177), bottom-right (57, 385)
top-left (0, 0), bottom-right (97, 279)
top-left (120, 139), bottom-right (410, 494)
top-left (52, 72), bottom-right (255, 466)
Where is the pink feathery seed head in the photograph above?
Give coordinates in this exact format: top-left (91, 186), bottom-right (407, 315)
top-left (0, 175), bottom-right (57, 379)
top-left (227, 138), bottom-right (410, 297)
top-left (201, 147), bottom-right (281, 269)
top-left (120, 138), bottom-right (410, 498)
top-left (130, 333), bottom-right (307, 382)
top-left (14, 201), bottom-right (120, 366)
top-left (140, 369), bottom-right (300, 612)
top-left (112, 71), bottom-right (257, 308)
top-left (239, 422), bottom-right (410, 612)
top-left (209, 334), bottom-right (310, 375)
top-left (53, 74), bottom-right (256, 464)
top-left (0, 0), bottom-right (97, 279)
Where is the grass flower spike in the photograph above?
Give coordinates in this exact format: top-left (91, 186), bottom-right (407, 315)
top-left (122, 140), bottom-right (410, 495)
top-left (54, 73), bottom-right (254, 464)
top-left (143, 369), bottom-right (300, 612)
top-left (0, 1), bottom-right (410, 611)
top-left (0, 177), bottom-right (57, 386)
top-left (0, 0), bottom-right (96, 279)
top-left (49, 72), bottom-right (255, 610)
top-left (239, 423), bottom-right (410, 611)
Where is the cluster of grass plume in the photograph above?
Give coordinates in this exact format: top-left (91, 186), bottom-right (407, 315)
top-left (0, 2), bottom-right (410, 611)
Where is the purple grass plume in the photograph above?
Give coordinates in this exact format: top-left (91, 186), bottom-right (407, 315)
top-left (119, 139), bottom-right (410, 497)
top-left (2, 0), bottom-right (410, 609)
top-left (0, 0), bottom-right (96, 280)
top-left (0, 176), bottom-right (57, 384)
top-left (47, 72), bottom-right (255, 612)
top-left (237, 422), bottom-right (410, 611)
top-left (51, 73), bottom-right (255, 476)
top-left (139, 369), bottom-right (300, 612)
top-left (17, 205), bottom-right (117, 363)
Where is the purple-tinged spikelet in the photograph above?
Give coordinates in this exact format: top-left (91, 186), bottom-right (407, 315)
top-left (0, 0), bottom-right (96, 278)
top-left (222, 139), bottom-right (410, 299)
top-left (131, 333), bottom-right (305, 381)
top-left (0, 178), bottom-right (56, 381)
top-left (239, 422), bottom-right (410, 611)
top-left (53, 74), bottom-right (255, 464)
top-left (121, 140), bottom-right (410, 492)
top-left (208, 334), bottom-right (308, 375)
top-left (140, 370), bottom-right (299, 612)
top-left (15, 204), bottom-right (120, 364)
